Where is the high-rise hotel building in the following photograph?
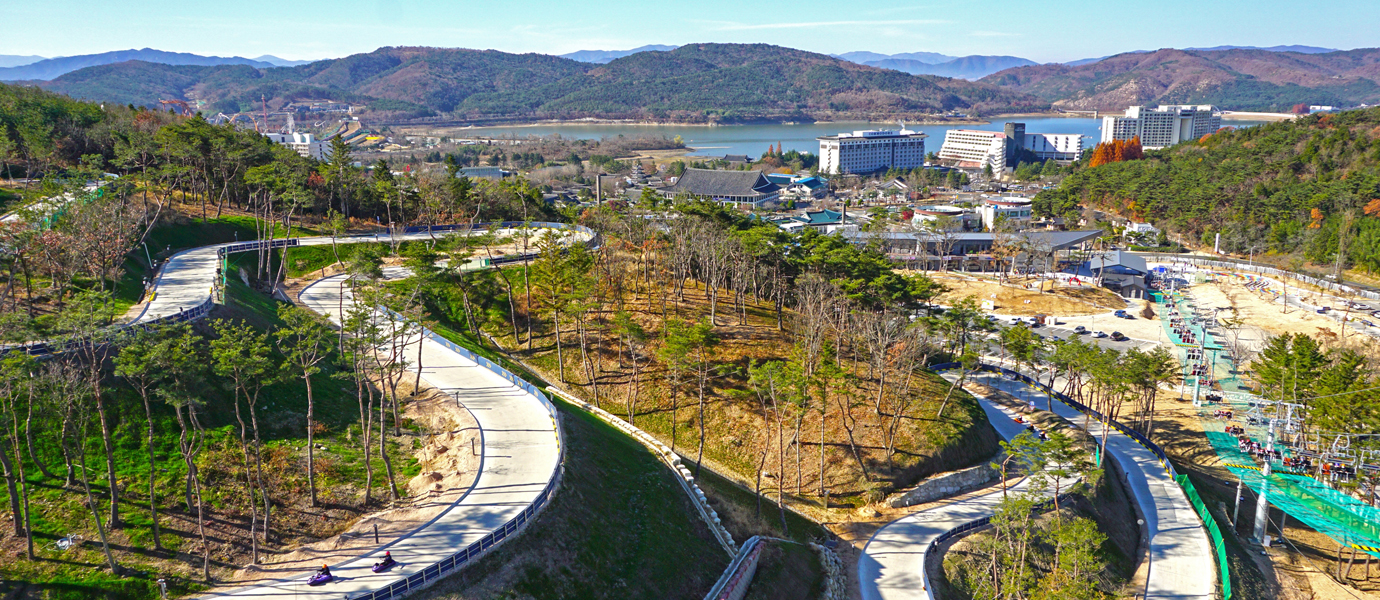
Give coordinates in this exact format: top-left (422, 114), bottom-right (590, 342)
top-left (1100, 105), bottom-right (1221, 150)
top-left (936, 122), bottom-right (1084, 172)
top-left (818, 128), bottom-right (927, 175)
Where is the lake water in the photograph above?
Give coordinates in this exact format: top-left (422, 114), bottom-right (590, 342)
top-left (451, 116), bottom-right (1273, 158)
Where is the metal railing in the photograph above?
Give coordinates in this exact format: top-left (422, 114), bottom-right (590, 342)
top-left (337, 306), bottom-right (564, 600)
top-left (933, 362), bottom-right (1177, 477)
top-left (703, 536), bottom-right (764, 600)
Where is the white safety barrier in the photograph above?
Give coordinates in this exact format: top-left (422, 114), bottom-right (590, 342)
top-left (545, 385), bottom-right (738, 556)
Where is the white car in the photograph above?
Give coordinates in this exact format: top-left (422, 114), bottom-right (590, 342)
top-left (1091, 331), bottom-right (1108, 338)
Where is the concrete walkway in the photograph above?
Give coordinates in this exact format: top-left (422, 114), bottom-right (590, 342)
top-left (125, 229), bottom-right (572, 598)
top-left (859, 369), bottom-right (1216, 600)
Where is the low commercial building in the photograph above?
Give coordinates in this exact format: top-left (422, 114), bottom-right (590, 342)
top-left (842, 229), bottom-right (1103, 271)
top-left (911, 205), bottom-right (978, 231)
top-left (818, 128), bottom-right (927, 175)
top-left (1075, 250), bottom-right (1149, 298)
top-left (457, 166), bottom-right (508, 180)
top-left (772, 209), bottom-right (860, 234)
top-left (977, 197), bottom-right (1033, 230)
top-left (661, 168), bottom-right (781, 207)
top-left (1101, 105), bottom-right (1221, 150)
top-left (264, 132), bottom-right (329, 160)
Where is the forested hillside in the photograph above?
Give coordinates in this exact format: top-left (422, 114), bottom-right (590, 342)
top-left (1033, 108), bottom-right (1380, 271)
top-left (39, 44), bottom-right (1043, 122)
top-left (982, 47), bottom-right (1380, 111)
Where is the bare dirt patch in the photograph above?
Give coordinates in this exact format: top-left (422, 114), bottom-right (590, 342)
top-left (210, 380), bottom-right (479, 591)
top-left (930, 272), bottom-right (1126, 317)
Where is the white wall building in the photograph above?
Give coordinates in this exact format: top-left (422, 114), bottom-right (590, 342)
top-left (1022, 133), bottom-right (1083, 161)
top-left (977, 197), bottom-right (1033, 231)
top-left (1100, 105), bottom-right (1221, 150)
top-left (937, 129), bottom-right (1008, 171)
top-left (818, 128), bottom-right (927, 175)
top-left (264, 132), bottom-right (330, 161)
top-left (911, 205), bottom-right (978, 231)
top-left (938, 126), bottom-right (1083, 172)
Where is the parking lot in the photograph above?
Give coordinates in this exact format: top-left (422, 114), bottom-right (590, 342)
top-left (988, 314), bottom-right (1166, 352)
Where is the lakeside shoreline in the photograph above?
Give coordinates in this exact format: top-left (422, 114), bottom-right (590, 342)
top-left (398, 109), bottom-right (1296, 133)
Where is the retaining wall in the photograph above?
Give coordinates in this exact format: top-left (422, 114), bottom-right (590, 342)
top-left (544, 386), bottom-right (738, 556)
top-left (886, 463), bottom-right (997, 508)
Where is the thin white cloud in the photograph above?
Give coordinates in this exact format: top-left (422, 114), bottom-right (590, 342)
top-left (710, 19), bottom-right (948, 31)
top-left (970, 30), bottom-right (1019, 38)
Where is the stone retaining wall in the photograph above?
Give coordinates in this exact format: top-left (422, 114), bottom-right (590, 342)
top-left (886, 463), bottom-right (997, 508)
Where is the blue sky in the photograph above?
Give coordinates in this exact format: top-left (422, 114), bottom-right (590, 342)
top-left (5, 0), bottom-right (1377, 63)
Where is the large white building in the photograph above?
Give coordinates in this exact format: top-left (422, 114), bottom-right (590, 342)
top-left (1100, 105), bottom-right (1221, 150)
top-left (937, 129), bottom-right (1010, 171)
top-left (937, 123), bottom-right (1084, 172)
top-left (818, 128), bottom-right (927, 175)
top-left (264, 132), bottom-right (330, 161)
top-left (1022, 133), bottom-right (1083, 161)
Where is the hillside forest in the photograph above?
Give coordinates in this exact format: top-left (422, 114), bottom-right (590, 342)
top-left (1035, 107), bottom-right (1380, 276)
top-left (0, 77), bottom-right (1016, 600)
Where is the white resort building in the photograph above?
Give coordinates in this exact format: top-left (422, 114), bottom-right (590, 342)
top-left (818, 127), bottom-right (927, 175)
top-left (937, 122), bottom-right (1084, 172)
top-left (1100, 105), bottom-right (1222, 150)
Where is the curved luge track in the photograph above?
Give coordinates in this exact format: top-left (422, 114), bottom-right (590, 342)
top-left (122, 225), bottom-right (585, 598)
top-left (859, 368), bottom-right (1216, 600)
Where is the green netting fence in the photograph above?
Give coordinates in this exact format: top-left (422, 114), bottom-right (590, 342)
top-left (1175, 474), bottom-right (1233, 600)
top-left (1160, 275), bottom-right (1380, 563)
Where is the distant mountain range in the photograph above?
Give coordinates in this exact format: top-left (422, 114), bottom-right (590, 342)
top-left (251, 55), bottom-right (314, 67)
top-left (0, 49), bottom-right (307, 81)
top-left (39, 44), bottom-right (1043, 121)
top-left (863, 56), bottom-right (1038, 80)
top-left (832, 51), bottom-right (1033, 79)
top-left (983, 47), bottom-right (1380, 111)
top-left (0, 55), bottom-right (45, 69)
top-left (834, 51), bottom-right (958, 65)
top-left (1064, 44), bottom-right (1339, 66)
top-left (19, 43), bottom-right (1380, 120)
top-left (560, 45), bottom-right (677, 64)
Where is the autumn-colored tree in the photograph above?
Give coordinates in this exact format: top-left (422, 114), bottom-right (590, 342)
top-left (1363, 198), bottom-right (1380, 217)
top-left (1309, 207), bottom-right (1325, 229)
top-left (1122, 136), bottom-right (1143, 161)
top-left (1088, 144), bottom-right (1105, 168)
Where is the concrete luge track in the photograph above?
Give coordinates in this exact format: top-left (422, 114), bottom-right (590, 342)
top-left (119, 223), bottom-right (589, 599)
top-left (860, 367), bottom-right (1216, 600)
top-left (859, 371), bottom-right (1066, 600)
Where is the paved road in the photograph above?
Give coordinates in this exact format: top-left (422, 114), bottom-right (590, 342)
top-left (859, 369), bottom-right (1216, 600)
top-left (124, 228), bottom-right (575, 598)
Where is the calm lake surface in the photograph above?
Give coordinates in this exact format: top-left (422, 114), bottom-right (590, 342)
top-left (453, 117), bottom-right (1274, 158)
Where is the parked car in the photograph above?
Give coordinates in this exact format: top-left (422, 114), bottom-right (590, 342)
top-left (1113, 310), bottom-right (1127, 318)
top-left (1371, 310), bottom-right (1380, 318)
top-left (1316, 308), bottom-right (1328, 314)
top-left (1110, 331), bottom-right (1127, 341)
top-left (1073, 325), bottom-right (1088, 334)
top-left (1091, 331), bottom-right (1108, 339)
